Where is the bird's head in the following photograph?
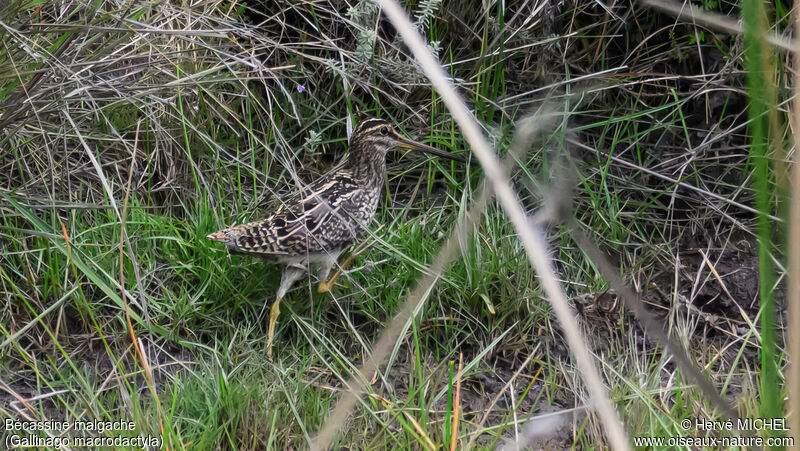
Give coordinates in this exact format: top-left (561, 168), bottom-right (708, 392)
top-left (350, 117), bottom-right (466, 162)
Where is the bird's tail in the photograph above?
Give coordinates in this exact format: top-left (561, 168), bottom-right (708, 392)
top-left (206, 228), bottom-right (239, 246)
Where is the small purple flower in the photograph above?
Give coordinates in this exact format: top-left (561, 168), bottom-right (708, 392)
top-left (297, 84), bottom-right (306, 93)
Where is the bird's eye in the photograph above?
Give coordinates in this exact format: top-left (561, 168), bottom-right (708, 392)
top-left (380, 126), bottom-right (389, 135)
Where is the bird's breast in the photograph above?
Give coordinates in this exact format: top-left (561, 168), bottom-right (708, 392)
top-left (348, 188), bottom-right (381, 224)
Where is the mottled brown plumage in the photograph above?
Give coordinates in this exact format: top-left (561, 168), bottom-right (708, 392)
top-left (207, 117), bottom-right (465, 358)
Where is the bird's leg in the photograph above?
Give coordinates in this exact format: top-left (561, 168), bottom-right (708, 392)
top-left (266, 297), bottom-right (281, 360)
top-left (317, 238), bottom-right (376, 294)
top-left (267, 265), bottom-right (305, 360)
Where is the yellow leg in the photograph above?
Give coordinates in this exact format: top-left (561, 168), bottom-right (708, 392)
top-left (266, 297), bottom-right (281, 360)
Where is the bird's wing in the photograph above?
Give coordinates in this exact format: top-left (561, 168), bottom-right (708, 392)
top-left (208, 173), bottom-right (364, 257)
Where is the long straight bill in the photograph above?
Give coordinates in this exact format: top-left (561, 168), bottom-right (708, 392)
top-left (397, 137), bottom-right (467, 163)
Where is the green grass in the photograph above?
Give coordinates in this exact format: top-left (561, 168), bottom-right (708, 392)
top-left (741, 0), bottom-right (783, 444)
top-left (0, 0), bottom-right (793, 448)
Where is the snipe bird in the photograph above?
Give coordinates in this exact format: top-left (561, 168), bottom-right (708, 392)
top-left (207, 117), bottom-right (465, 358)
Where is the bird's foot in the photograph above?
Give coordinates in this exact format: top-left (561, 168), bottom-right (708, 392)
top-left (316, 278), bottom-right (347, 294)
